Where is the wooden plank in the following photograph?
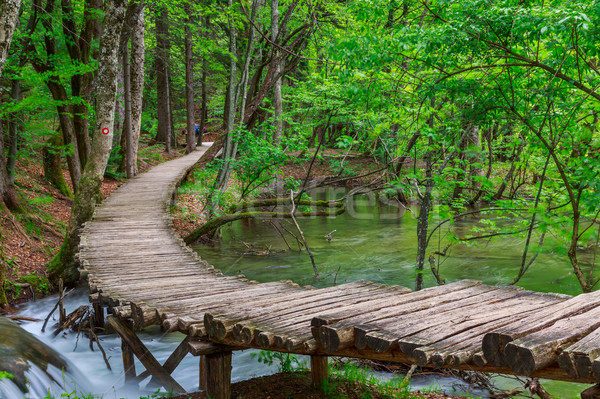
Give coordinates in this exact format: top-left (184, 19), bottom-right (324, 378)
top-left (319, 284), bottom-right (501, 353)
top-left (482, 291), bottom-right (600, 368)
top-left (107, 316), bottom-right (186, 393)
top-left (397, 291), bottom-right (564, 362)
top-left (503, 305), bottom-right (600, 376)
top-left (559, 326), bottom-right (600, 379)
top-left (311, 279), bottom-right (481, 329)
top-left (359, 288), bottom-right (562, 354)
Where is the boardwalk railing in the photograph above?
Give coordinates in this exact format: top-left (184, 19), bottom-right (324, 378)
top-left (79, 148), bottom-right (600, 399)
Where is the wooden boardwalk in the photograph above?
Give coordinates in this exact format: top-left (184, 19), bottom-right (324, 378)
top-left (80, 148), bottom-right (600, 397)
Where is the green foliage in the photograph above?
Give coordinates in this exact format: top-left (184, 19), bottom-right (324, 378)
top-left (0, 371), bottom-right (13, 380)
top-left (251, 350), bottom-right (304, 373)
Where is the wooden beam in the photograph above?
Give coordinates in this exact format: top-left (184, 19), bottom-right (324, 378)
top-left (93, 303), bottom-right (105, 331)
top-left (581, 384), bottom-right (600, 399)
top-left (107, 316), bottom-right (186, 393)
top-left (199, 355), bottom-right (207, 391)
top-left (310, 355), bottom-right (328, 388)
top-left (121, 319), bottom-right (136, 383)
top-left (205, 351), bottom-right (232, 399)
top-left (188, 339), bottom-right (237, 356)
top-left (137, 336), bottom-right (191, 383)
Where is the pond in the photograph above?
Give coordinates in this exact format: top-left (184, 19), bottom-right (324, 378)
top-left (195, 188), bottom-right (589, 295)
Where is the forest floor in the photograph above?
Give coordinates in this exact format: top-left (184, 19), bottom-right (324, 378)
top-left (0, 132), bottom-right (188, 309)
top-left (168, 372), bottom-right (472, 399)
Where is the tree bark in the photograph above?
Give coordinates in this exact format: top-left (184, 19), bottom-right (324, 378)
top-left (213, 0), bottom-right (237, 195)
top-left (7, 79), bottom-right (20, 184)
top-left (129, 5), bottom-right (144, 174)
top-left (43, 130), bottom-right (73, 198)
top-left (48, 0), bottom-right (128, 285)
top-left (155, 5), bottom-right (171, 149)
top-left (0, 126), bottom-right (19, 210)
top-left (271, 0), bottom-right (283, 145)
top-left (0, 0), bottom-right (23, 76)
top-left (185, 1), bottom-right (196, 154)
top-left (0, 0), bottom-right (21, 209)
top-left (122, 44), bottom-right (134, 178)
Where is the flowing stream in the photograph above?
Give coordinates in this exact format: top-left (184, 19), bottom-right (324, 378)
top-left (4, 291), bottom-right (488, 398)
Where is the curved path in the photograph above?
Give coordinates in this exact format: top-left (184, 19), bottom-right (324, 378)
top-left (80, 148), bottom-right (600, 394)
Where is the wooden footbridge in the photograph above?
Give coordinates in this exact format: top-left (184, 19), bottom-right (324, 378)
top-left (80, 147), bottom-right (600, 398)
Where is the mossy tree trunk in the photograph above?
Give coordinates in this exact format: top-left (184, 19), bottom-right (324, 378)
top-left (43, 130), bottom-right (74, 198)
top-left (48, 0), bottom-right (129, 286)
top-left (0, 0), bottom-right (23, 212)
top-left (0, 256), bottom-right (7, 309)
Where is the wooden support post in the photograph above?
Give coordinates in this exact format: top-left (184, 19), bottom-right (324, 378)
top-left (310, 355), bottom-right (328, 389)
top-left (582, 384), bottom-right (600, 399)
top-left (199, 355), bottom-right (207, 391)
top-left (122, 320), bottom-right (136, 383)
top-left (205, 351), bottom-right (232, 399)
top-left (107, 316), bottom-right (186, 393)
top-left (93, 303), bottom-right (105, 331)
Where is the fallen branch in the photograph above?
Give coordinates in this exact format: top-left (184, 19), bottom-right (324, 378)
top-left (52, 305), bottom-right (87, 336)
top-left (87, 327), bottom-right (112, 371)
top-left (184, 208), bottom-right (345, 244)
top-left (41, 287), bottom-right (74, 332)
top-left (290, 190), bottom-right (318, 277)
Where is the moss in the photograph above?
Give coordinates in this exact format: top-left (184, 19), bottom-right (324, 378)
top-left (18, 273), bottom-right (52, 297)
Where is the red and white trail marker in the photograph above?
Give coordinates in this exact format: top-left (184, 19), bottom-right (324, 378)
top-left (102, 128), bottom-right (110, 135)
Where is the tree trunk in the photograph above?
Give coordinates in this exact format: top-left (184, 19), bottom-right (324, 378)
top-left (0, 126), bottom-right (19, 210)
top-left (0, 0), bottom-right (23, 77)
top-left (122, 44), bottom-right (134, 178)
top-left (129, 4), bottom-right (144, 175)
top-left (48, 0), bottom-right (128, 285)
top-left (185, 2), bottom-right (196, 154)
top-left (199, 44), bottom-right (207, 146)
top-left (7, 79), bottom-right (20, 184)
top-left (213, 0), bottom-right (237, 194)
top-left (127, 6), bottom-right (146, 175)
top-left (492, 140), bottom-right (525, 200)
top-left (155, 5), bottom-right (171, 148)
top-left (0, 255), bottom-right (7, 309)
top-left (271, 0), bottom-right (283, 145)
top-left (113, 65), bottom-right (124, 147)
top-left (0, 0), bottom-right (23, 209)
top-left (415, 136), bottom-right (434, 291)
top-left (43, 130), bottom-right (73, 198)
top-left (415, 100), bottom-right (436, 291)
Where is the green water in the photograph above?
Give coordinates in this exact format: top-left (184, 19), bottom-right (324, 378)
top-left (193, 190), bottom-right (598, 398)
top-left (195, 191), bottom-right (589, 295)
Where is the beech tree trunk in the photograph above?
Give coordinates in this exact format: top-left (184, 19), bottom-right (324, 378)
top-left (7, 79), bottom-right (20, 184)
top-left (155, 5), bottom-right (171, 150)
top-left (271, 0), bottom-right (283, 145)
top-left (0, 0), bottom-right (23, 210)
top-left (185, 2), bottom-right (196, 153)
top-left (213, 0), bottom-right (237, 194)
top-left (129, 6), bottom-right (144, 174)
top-left (118, 0), bottom-right (144, 175)
top-left (0, 0), bottom-right (23, 76)
top-left (122, 45), bottom-right (134, 178)
top-left (49, 0), bottom-right (128, 285)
